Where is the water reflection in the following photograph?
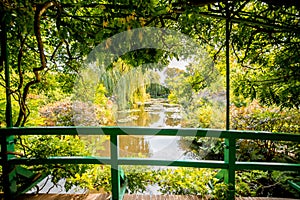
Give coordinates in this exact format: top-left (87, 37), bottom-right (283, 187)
top-left (119, 135), bottom-right (151, 157)
top-left (94, 98), bottom-right (186, 160)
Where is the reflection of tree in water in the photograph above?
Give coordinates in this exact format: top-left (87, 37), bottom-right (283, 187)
top-left (116, 107), bottom-right (151, 127)
top-left (178, 137), bottom-right (224, 160)
top-left (177, 137), bottom-right (197, 159)
top-left (165, 117), bottom-right (181, 127)
top-left (109, 100), bottom-right (185, 158)
top-left (148, 112), bottom-right (160, 125)
top-left (116, 108), bottom-right (152, 158)
top-left (135, 108), bottom-right (151, 126)
top-left (119, 135), bottom-right (151, 157)
top-left (91, 135), bottom-right (151, 158)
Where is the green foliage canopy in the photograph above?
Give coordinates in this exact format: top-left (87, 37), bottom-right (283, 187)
top-left (1, 0), bottom-right (299, 127)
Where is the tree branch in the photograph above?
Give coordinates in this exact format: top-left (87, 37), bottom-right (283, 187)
top-left (34, 1), bottom-right (58, 81)
top-left (50, 40), bottom-right (63, 61)
top-left (15, 1), bottom-right (59, 127)
top-left (15, 33), bottom-right (27, 92)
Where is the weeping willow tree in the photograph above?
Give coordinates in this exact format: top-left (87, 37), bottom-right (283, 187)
top-left (122, 70), bottom-right (156, 109)
top-left (75, 58), bottom-right (161, 111)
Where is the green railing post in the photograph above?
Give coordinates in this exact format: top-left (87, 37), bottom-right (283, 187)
top-left (1, 134), bottom-right (17, 199)
top-left (224, 136), bottom-right (236, 200)
top-left (224, 3), bottom-right (235, 198)
top-left (110, 133), bottom-right (121, 200)
top-left (1, 10), bottom-right (17, 199)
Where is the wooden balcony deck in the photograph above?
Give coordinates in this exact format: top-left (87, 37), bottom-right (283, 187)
top-left (15, 194), bottom-right (298, 200)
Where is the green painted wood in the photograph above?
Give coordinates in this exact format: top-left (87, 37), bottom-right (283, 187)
top-left (9, 157), bottom-right (228, 169)
top-left (16, 173), bottom-right (48, 196)
top-left (119, 167), bottom-right (127, 200)
top-left (288, 180), bottom-right (300, 192)
top-left (235, 162), bottom-right (300, 171)
top-left (8, 156), bottom-right (111, 165)
top-left (215, 169), bottom-right (226, 180)
top-left (230, 131), bottom-right (300, 141)
top-left (224, 137), bottom-right (236, 200)
top-left (15, 166), bottom-right (34, 178)
top-left (110, 133), bottom-right (121, 200)
top-left (1, 126), bottom-right (300, 200)
top-left (119, 159), bottom-right (228, 168)
top-left (1, 127), bottom-right (300, 142)
top-left (1, 10), bottom-right (16, 199)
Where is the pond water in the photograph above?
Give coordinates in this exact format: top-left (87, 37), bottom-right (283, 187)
top-left (96, 98), bottom-right (192, 161)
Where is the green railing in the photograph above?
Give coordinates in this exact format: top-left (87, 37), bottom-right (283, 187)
top-left (1, 127), bottom-right (300, 199)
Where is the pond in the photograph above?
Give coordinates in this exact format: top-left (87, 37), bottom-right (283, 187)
top-left (95, 98), bottom-right (193, 161)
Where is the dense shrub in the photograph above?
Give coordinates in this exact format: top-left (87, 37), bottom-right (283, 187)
top-left (183, 101), bottom-right (300, 198)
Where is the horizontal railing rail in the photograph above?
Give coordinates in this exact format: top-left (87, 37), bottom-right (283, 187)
top-left (2, 126), bottom-right (300, 140)
top-left (1, 127), bottom-right (300, 200)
